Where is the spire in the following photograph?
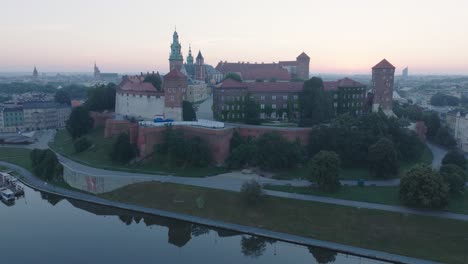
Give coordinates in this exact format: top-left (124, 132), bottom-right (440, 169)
top-left (187, 44), bottom-right (194, 65)
top-left (33, 66), bottom-right (38, 79)
top-left (169, 29), bottom-right (183, 61)
top-left (196, 50), bottom-right (204, 60)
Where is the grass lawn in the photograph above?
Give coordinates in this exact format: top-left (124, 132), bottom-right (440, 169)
top-left (264, 184), bottom-right (468, 215)
top-left (274, 145), bottom-right (434, 180)
top-left (101, 181), bottom-right (468, 264)
top-left (0, 147), bottom-right (32, 171)
top-left (50, 129), bottom-right (226, 177)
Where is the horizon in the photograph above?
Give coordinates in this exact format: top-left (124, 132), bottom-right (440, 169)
top-left (1, 0), bottom-right (467, 75)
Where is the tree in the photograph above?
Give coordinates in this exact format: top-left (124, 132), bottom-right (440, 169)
top-left (182, 101), bottom-right (197, 121)
top-left (435, 127), bottom-right (456, 148)
top-left (255, 132), bottom-right (303, 170)
top-left (143, 72), bottom-right (162, 90)
top-left (30, 149), bottom-right (63, 182)
top-left (110, 133), bottom-right (136, 164)
top-left (54, 90), bottom-right (71, 105)
top-left (368, 138), bottom-right (399, 178)
top-left (223, 72), bottom-right (242, 82)
top-left (263, 105), bottom-right (273, 119)
top-left (66, 106), bottom-right (94, 139)
top-left (440, 164), bottom-right (466, 195)
top-left (299, 77), bottom-right (334, 126)
top-left (86, 83), bottom-right (116, 112)
top-left (399, 165), bottom-right (449, 209)
top-left (423, 112), bottom-right (440, 140)
top-left (240, 180), bottom-right (263, 205)
top-left (442, 150), bottom-right (466, 169)
top-left (430, 92), bottom-right (460, 106)
top-left (227, 143), bottom-right (258, 169)
top-left (240, 236), bottom-right (269, 258)
top-left (308, 151), bottom-right (341, 192)
top-left (244, 95), bottom-right (261, 125)
top-left (185, 136), bottom-right (212, 167)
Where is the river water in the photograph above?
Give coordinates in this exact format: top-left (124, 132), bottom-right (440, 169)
top-left (1, 186), bottom-right (392, 264)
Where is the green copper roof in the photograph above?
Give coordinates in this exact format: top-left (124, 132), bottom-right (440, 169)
top-left (169, 31), bottom-right (183, 61)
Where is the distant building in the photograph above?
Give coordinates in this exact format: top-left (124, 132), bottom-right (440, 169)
top-left (32, 66), bottom-right (39, 80)
top-left (2, 105), bottom-right (24, 132)
top-left (215, 52), bottom-right (310, 82)
top-left (402, 67), bottom-right (409, 79)
top-left (371, 59), bottom-right (395, 116)
top-left (446, 111), bottom-right (468, 152)
top-left (323, 78), bottom-right (367, 116)
top-left (22, 101), bottom-right (71, 131)
top-left (93, 63), bottom-right (119, 82)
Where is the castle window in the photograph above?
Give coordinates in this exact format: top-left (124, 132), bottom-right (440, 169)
top-left (283, 104), bottom-right (287, 109)
top-left (272, 104), bottom-right (276, 109)
top-left (261, 96), bottom-right (265, 101)
top-left (283, 95), bottom-right (288, 100)
top-left (272, 96), bottom-right (276, 100)
top-left (261, 104), bottom-right (265, 109)
top-left (293, 95), bottom-right (298, 100)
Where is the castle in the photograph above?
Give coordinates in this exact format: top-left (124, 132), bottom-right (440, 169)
top-left (114, 30), bottom-right (212, 121)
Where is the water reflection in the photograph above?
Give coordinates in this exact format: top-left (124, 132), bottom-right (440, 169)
top-left (309, 246), bottom-right (338, 264)
top-left (0, 187), bottom-right (396, 263)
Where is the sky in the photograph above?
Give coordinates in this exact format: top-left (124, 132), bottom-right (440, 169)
top-left (1, 0), bottom-right (467, 75)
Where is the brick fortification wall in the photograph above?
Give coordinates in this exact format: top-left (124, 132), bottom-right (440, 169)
top-left (90, 111), bottom-right (114, 128)
top-left (105, 119), bottom-right (312, 165)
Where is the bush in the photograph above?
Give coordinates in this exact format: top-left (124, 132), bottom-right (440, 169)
top-left (442, 150), bottom-right (466, 170)
top-left (30, 149), bottom-right (63, 182)
top-left (73, 137), bottom-right (91, 153)
top-left (308, 151), bottom-right (341, 192)
top-left (66, 106), bottom-right (94, 139)
top-left (399, 165), bottom-right (449, 209)
top-left (240, 180), bottom-right (263, 205)
top-left (440, 164), bottom-right (466, 195)
top-left (110, 133), bottom-right (136, 164)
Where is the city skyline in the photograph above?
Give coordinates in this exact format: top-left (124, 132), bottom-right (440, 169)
top-left (1, 0), bottom-right (467, 75)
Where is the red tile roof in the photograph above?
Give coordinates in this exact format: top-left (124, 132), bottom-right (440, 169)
top-left (337, 77), bottom-right (365, 88)
top-left (372, 59), bottom-right (395, 69)
top-left (118, 76), bottom-right (159, 93)
top-left (219, 78), bottom-right (248, 88)
top-left (215, 62), bottom-right (291, 81)
top-left (323, 78), bottom-right (366, 92)
top-left (164, 68), bottom-right (187, 79)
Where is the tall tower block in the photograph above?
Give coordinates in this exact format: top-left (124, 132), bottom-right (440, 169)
top-left (372, 59), bottom-right (395, 116)
top-left (169, 30), bottom-right (183, 71)
top-left (296, 52), bottom-right (310, 80)
top-left (163, 68), bottom-right (187, 121)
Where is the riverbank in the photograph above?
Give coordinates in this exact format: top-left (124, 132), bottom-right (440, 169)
top-left (0, 161), bottom-right (460, 264)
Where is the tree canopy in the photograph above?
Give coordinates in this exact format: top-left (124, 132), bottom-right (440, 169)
top-left (308, 151), bottom-right (341, 192)
top-left (143, 72), bottom-right (162, 90)
top-left (430, 93), bottom-right (460, 106)
top-left (182, 101), bottom-right (197, 121)
top-left (442, 150), bottom-right (466, 169)
top-left (30, 149), bottom-right (63, 182)
top-left (66, 106), bottom-right (94, 139)
top-left (299, 77), bottom-right (334, 126)
top-left (85, 83), bottom-right (116, 112)
top-left (439, 164), bottom-right (466, 195)
top-left (368, 137), bottom-right (399, 178)
top-left (399, 165), bottom-right (449, 209)
top-left (54, 90), bottom-right (71, 105)
top-left (110, 133), bottom-right (136, 164)
top-left (244, 94), bottom-right (261, 125)
top-left (224, 72), bottom-right (242, 82)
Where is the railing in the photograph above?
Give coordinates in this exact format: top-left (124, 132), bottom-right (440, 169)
top-left (139, 119), bottom-right (225, 129)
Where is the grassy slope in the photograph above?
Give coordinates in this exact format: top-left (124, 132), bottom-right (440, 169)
top-left (50, 129), bottom-right (225, 177)
top-left (0, 147), bottom-right (32, 170)
top-left (101, 181), bottom-right (468, 264)
top-left (275, 145), bottom-right (434, 180)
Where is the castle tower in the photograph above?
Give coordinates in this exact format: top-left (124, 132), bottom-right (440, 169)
top-left (169, 30), bottom-right (183, 71)
top-left (372, 59), bottom-right (395, 115)
top-left (195, 50), bottom-right (206, 81)
top-left (32, 66), bottom-right (39, 80)
top-left (296, 52), bottom-right (310, 80)
top-left (94, 62), bottom-right (101, 79)
top-left (186, 45), bottom-right (194, 65)
top-left (163, 68), bottom-right (187, 121)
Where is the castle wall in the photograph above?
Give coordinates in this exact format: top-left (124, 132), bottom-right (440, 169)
top-left (90, 111), bottom-right (114, 128)
top-left (115, 92), bottom-right (165, 120)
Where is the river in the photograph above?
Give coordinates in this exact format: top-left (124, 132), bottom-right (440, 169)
top-left (1, 185), bottom-right (392, 264)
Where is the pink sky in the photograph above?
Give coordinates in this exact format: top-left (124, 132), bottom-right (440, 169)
top-left (1, 0), bottom-right (467, 75)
